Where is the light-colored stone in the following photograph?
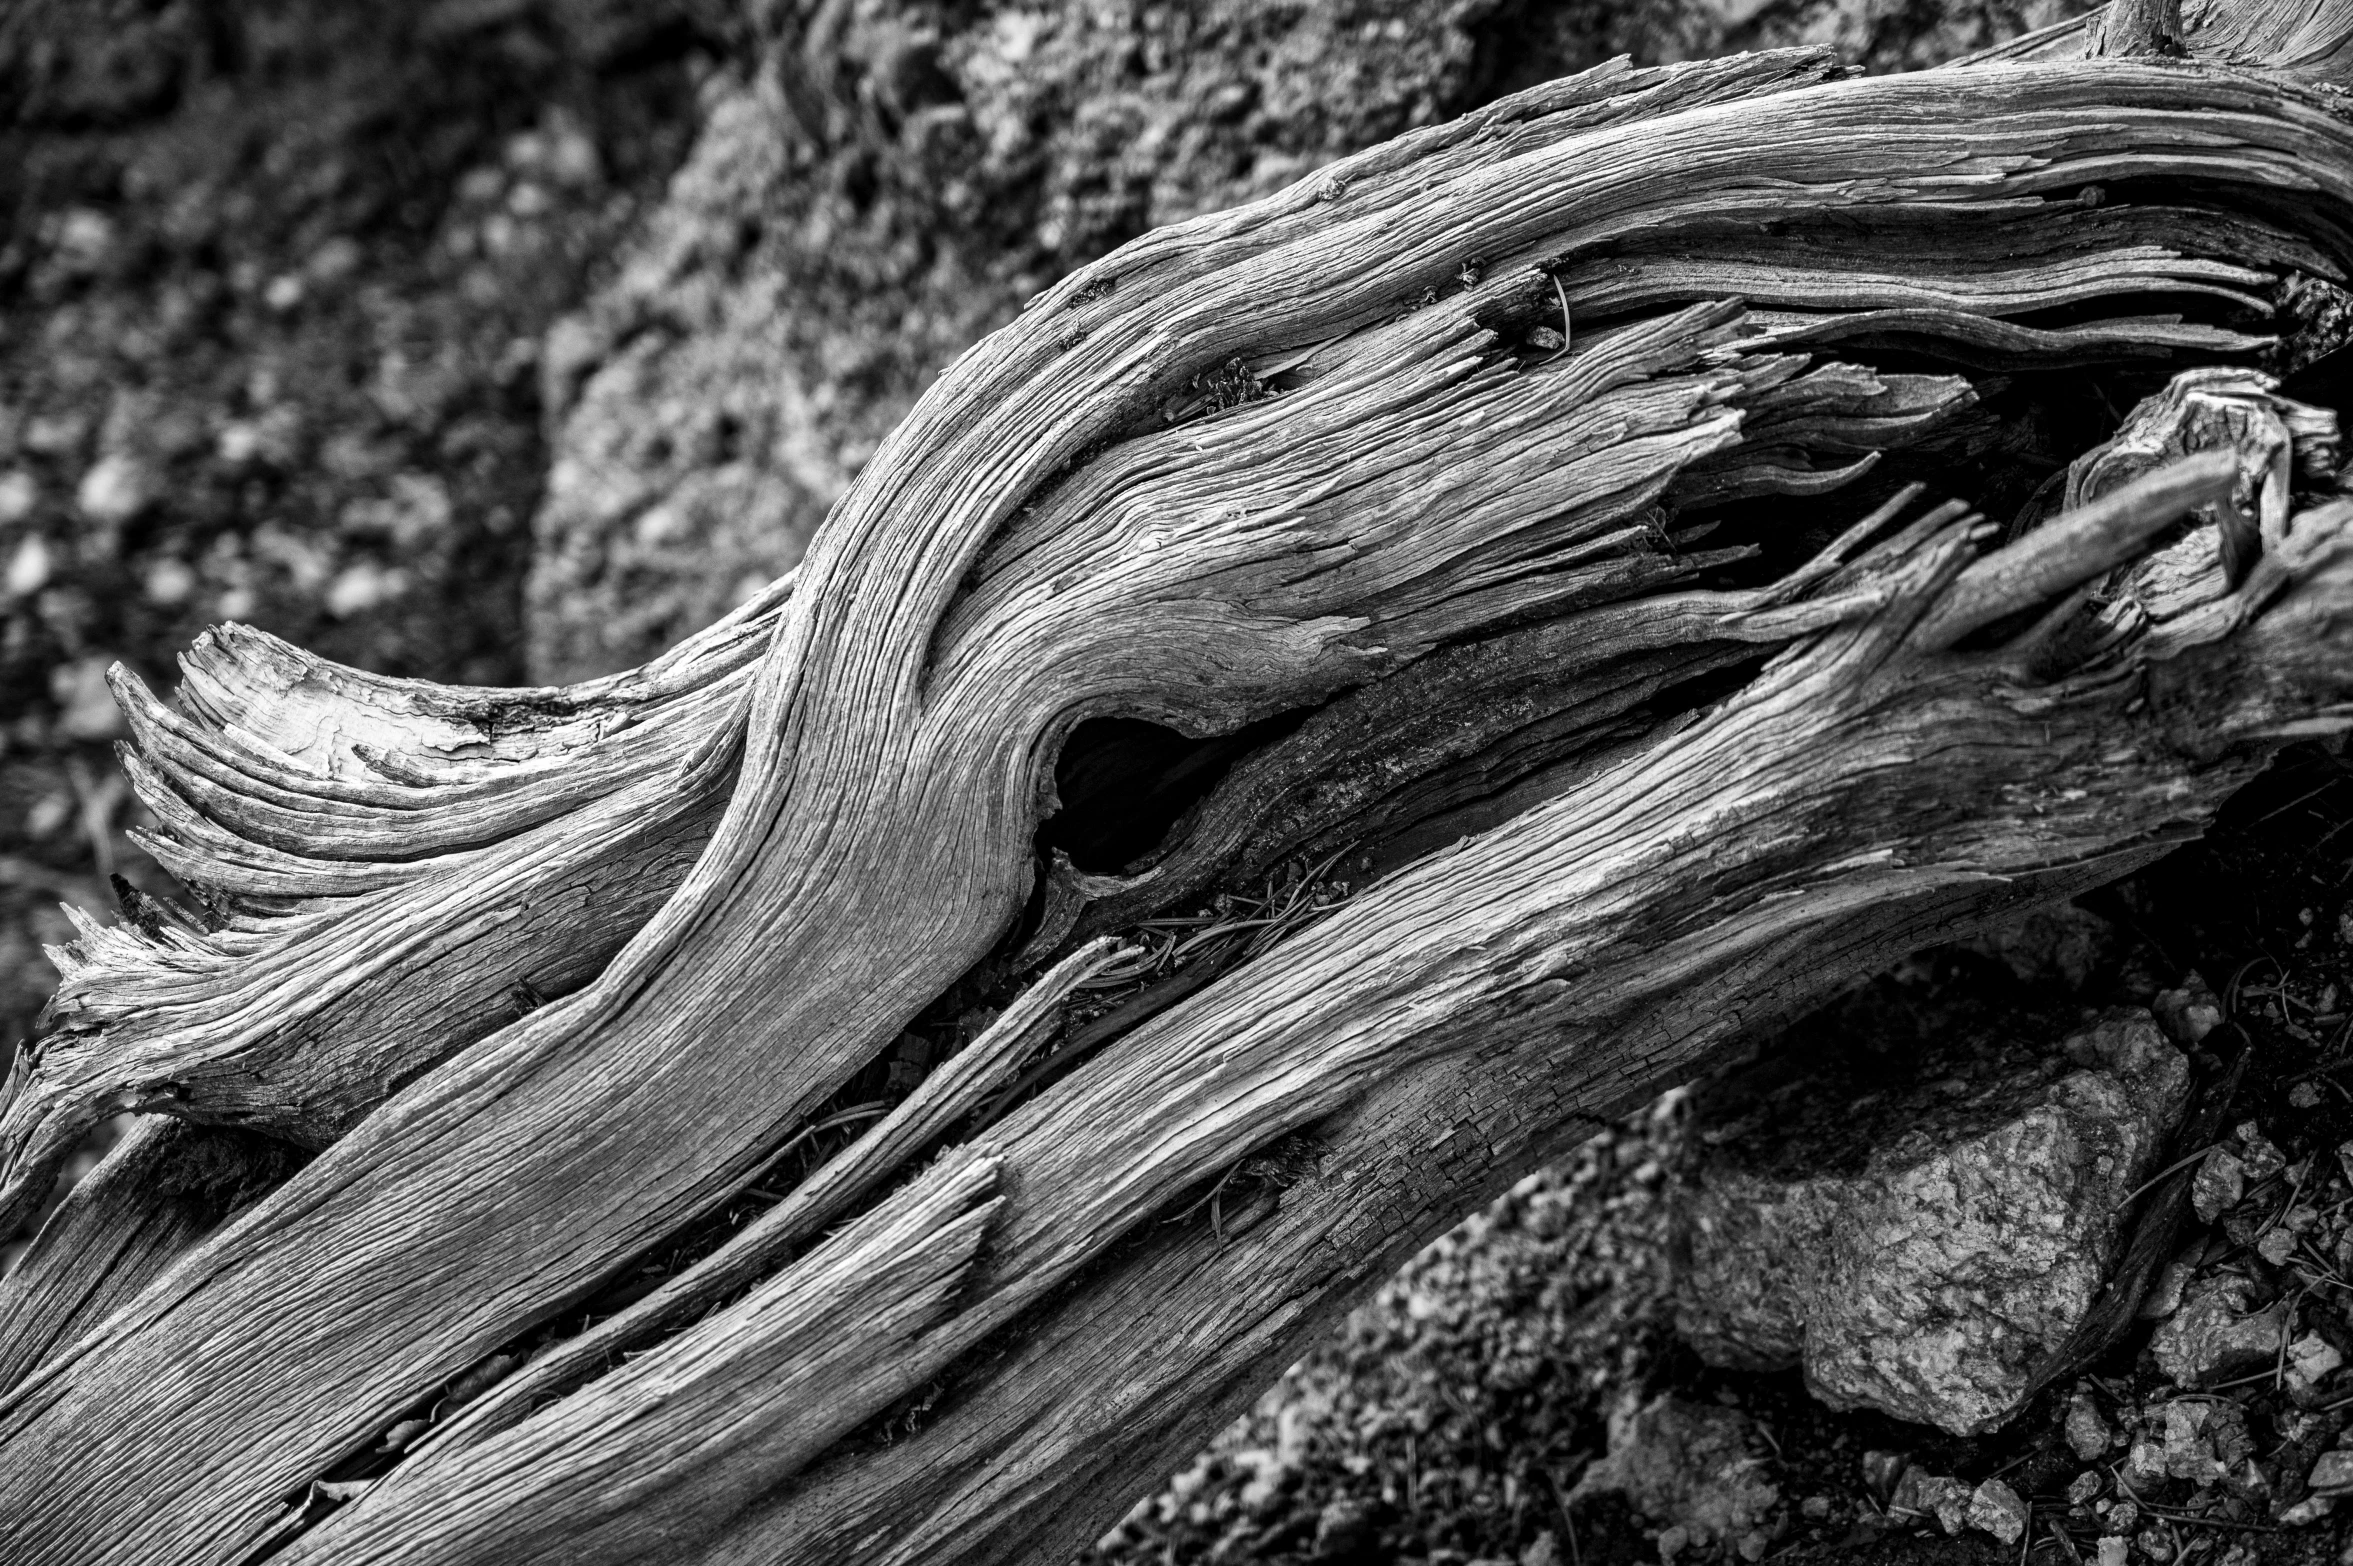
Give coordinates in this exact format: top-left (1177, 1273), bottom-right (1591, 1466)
top-left (1968, 1479), bottom-right (2028, 1544)
top-left (2164, 1400), bottom-right (2225, 1485)
top-left (2154, 974), bottom-right (2223, 1044)
top-left (5, 533), bottom-right (51, 598)
top-left (2140, 1248), bottom-right (2198, 1320)
top-left (2288, 1333), bottom-right (2344, 1395)
top-left (2236, 1124), bottom-right (2288, 1182)
top-left (74, 451), bottom-right (150, 527)
top-left (2149, 1277), bottom-right (2291, 1388)
top-left (1889, 1469), bottom-right (1972, 1535)
top-left (1860, 1449), bottom-right (1908, 1497)
top-left (2309, 1450), bottom-right (2353, 1498)
top-left (1671, 1008), bottom-right (2190, 1433)
top-left (2192, 1148), bottom-right (2246, 1222)
top-left (0, 470), bottom-right (36, 526)
top-left (2066, 1388), bottom-right (2114, 1459)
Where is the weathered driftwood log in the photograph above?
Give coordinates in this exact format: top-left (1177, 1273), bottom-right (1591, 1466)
top-left (3, 18), bottom-right (2353, 1565)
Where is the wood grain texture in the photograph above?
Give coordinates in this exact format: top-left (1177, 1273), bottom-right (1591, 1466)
top-left (1964, 0), bottom-right (2353, 75)
top-left (0, 579), bottom-right (789, 1236)
top-left (0, 33), bottom-right (2350, 1566)
top-left (300, 472), bottom-right (2353, 1566)
top-left (0, 1118), bottom-right (293, 1395)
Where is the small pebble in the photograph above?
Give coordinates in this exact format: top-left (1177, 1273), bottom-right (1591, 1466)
top-left (1890, 1469), bottom-right (1971, 1534)
top-left (2192, 1147), bottom-right (2245, 1222)
top-left (75, 452), bottom-right (151, 526)
top-left (6, 533), bottom-right (52, 597)
top-left (2236, 1123), bottom-right (2287, 1181)
top-left (2065, 1388), bottom-right (2113, 1459)
top-left (143, 557), bottom-right (196, 606)
top-left (1967, 1478), bottom-right (2027, 1545)
top-left (0, 468), bottom-right (35, 525)
top-left (2156, 976), bottom-right (2224, 1043)
top-left (2288, 1332), bottom-right (2344, 1393)
top-left (306, 236), bottom-right (362, 286)
top-left (2164, 1400), bottom-right (2224, 1485)
top-left (2310, 1449), bottom-right (2353, 1497)
top-left (2140, 1250), bottom-right (2196, 1320)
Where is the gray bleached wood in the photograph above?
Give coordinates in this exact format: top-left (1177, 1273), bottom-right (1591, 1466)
top-left (2, 27), bottom-right (2353, 1566)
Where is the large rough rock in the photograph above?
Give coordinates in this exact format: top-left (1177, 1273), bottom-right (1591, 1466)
top-left (1671, 1007), bottom-right (2191, 1434)
top-left (524, 0), bottom-right (2094, 680)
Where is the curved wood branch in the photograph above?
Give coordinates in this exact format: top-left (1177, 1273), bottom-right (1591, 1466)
top-left (1, 37), bottom-right (2351, 1566)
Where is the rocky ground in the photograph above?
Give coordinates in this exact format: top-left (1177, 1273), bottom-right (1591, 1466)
top-left (19, 4), bottom-right (2353, 1566)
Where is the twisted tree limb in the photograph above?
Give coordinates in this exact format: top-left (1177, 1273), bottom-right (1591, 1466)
top-left (2, 25), bottom-right (2352, 1566)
